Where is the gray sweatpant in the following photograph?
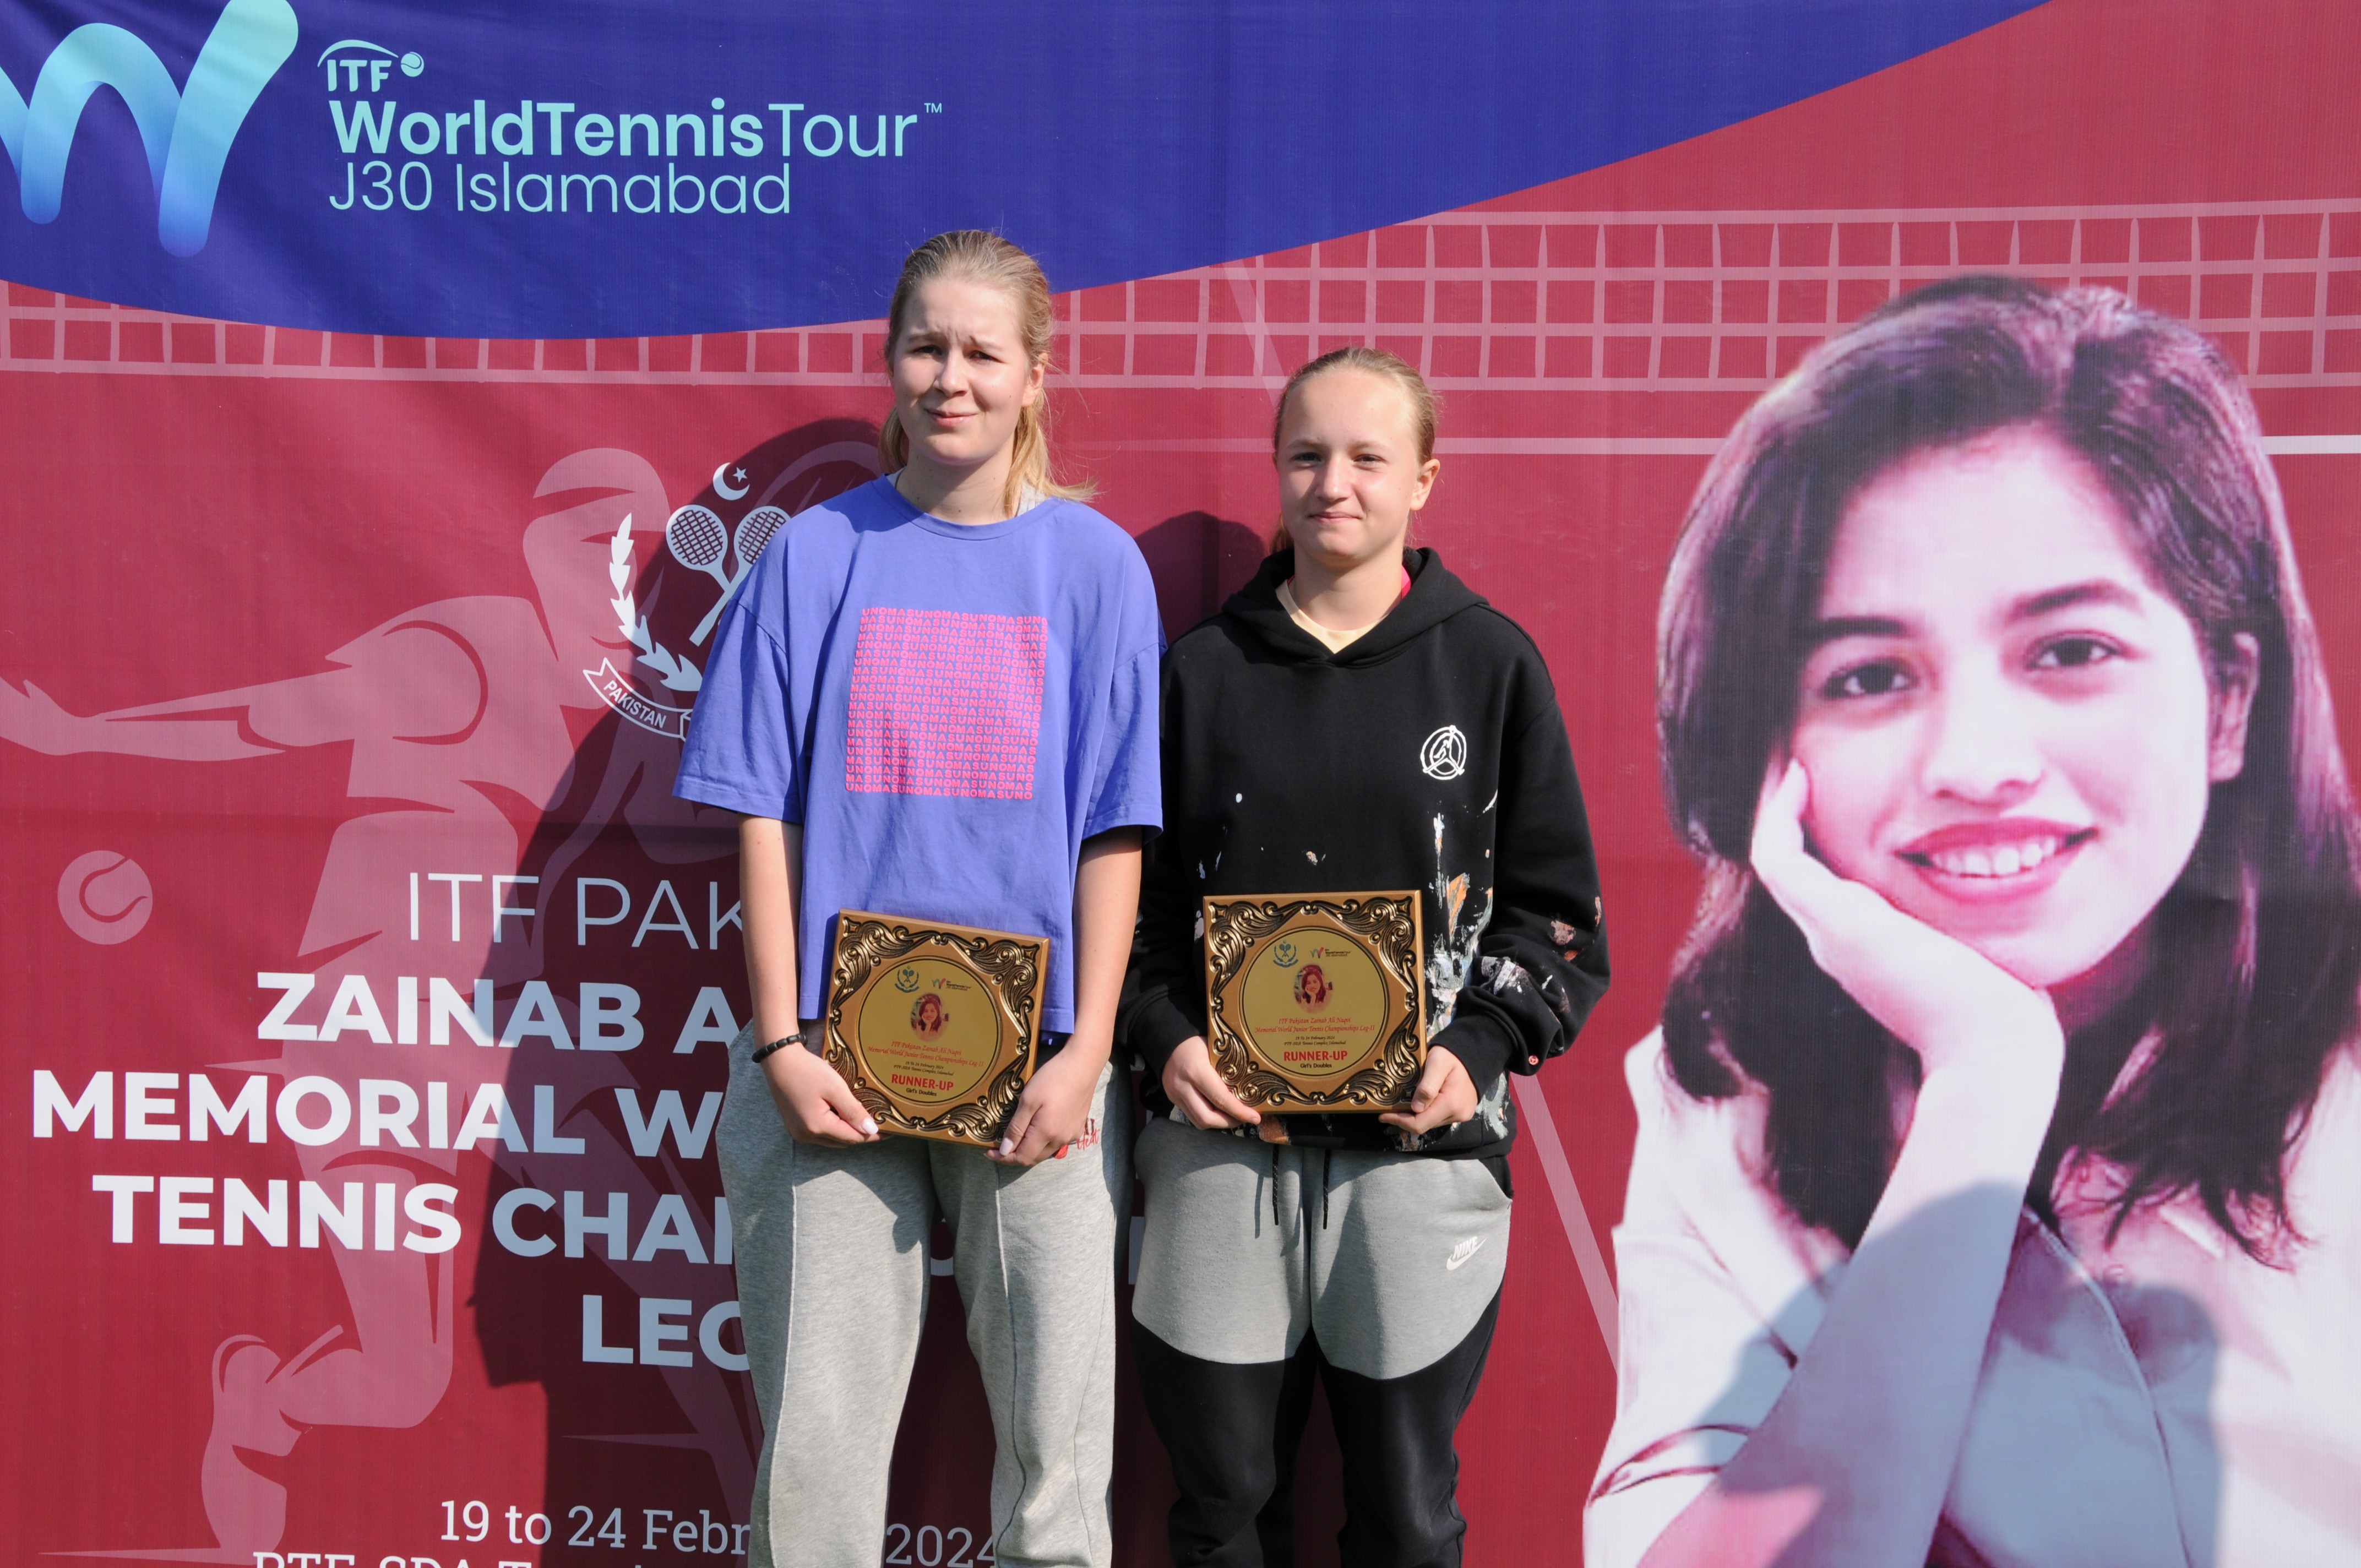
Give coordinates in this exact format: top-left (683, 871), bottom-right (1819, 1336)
top-left (1131, 1116), bottom-right (1511, 1380)
top-left (717, 1026), bottom-right (1132, 1568)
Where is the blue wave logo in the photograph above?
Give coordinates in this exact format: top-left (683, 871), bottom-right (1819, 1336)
top-left (0, 0), bottom-right (298, 256)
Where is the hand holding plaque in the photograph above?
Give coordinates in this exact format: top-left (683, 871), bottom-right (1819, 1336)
top-left (822, 911), bottom-right (1046, 1145)
top-left (1201, 891), bottom-right (1426, 1112)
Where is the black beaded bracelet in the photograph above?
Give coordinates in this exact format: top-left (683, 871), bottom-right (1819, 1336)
top-left (749, 1033), bottom-right (802, 1064)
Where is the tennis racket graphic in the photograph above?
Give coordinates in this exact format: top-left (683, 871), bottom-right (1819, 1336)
top-left (735, 504), bottom-right (788, 566)
top-left (665, 504), bottom-right (734, 596)
top-left (689, 505), bottom-right (791, 645)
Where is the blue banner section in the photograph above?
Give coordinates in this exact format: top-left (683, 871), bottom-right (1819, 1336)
top-left (0, 0), bottom-right (2041, 337)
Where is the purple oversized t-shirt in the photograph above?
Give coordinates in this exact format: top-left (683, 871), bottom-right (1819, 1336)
top-left (674, 476), bottom-right (1162, 1033)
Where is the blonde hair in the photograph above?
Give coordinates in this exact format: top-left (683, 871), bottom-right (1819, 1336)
top-left (1267, 345), bottom-right (1440, 552)
top-left (1271, 345), bottom-right (1439, 462)
top-left (878, 230), bottom-right (1094, 514)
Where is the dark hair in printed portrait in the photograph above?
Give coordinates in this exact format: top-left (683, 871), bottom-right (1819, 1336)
top-left (1656, 275), bottom-right (2361, 1254)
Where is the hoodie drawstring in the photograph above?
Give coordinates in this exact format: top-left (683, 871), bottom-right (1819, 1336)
top-left (1254, 1140), bottom-right (1334, 1229)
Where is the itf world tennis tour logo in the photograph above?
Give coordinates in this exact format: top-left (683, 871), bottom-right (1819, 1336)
top-left (0, 0), bottom-right (297, 254)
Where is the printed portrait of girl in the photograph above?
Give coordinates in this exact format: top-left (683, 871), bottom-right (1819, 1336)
top-left (910, 993), bottom-right (948, 1038)
top-left (1293, 963), bottom-right (1331, 1009)
top-left (1587, 277), bottom-right (2361, 1567)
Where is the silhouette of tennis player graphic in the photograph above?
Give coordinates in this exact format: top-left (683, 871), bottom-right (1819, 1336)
top-left (0, 426), bottom-right (880, 1558)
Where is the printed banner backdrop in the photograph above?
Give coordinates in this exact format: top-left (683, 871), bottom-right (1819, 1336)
top-left (4, 2), bottom-right (2358, 1565)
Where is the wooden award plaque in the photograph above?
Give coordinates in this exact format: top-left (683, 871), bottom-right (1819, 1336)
top-left (1201, 890), bottom-right (1426, 1113)
top-left (821, 910), bottom-right (1046, 1145)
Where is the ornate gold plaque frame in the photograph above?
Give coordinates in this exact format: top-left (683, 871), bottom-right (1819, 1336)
top-left (1201, 890), bottom-right (1425, 1112)
top-left (822, 910), bottom-right (1045, 1145)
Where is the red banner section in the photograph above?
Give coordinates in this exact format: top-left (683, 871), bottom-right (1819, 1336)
top-left (6, 2), bottom-right (2357, 1562)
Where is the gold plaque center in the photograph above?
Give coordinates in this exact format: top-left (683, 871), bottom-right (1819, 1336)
top-left (1238, 924), bottom-right (1390, 1082)
top-left (852, 957), bottom-right (1004, 1106)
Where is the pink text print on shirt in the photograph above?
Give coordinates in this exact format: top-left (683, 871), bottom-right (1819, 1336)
top-left (845, 607), bottom-right (1049, 800)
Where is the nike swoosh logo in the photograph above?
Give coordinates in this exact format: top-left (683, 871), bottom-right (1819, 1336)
top-left (1445, 1237), bottom-right (1484, 1270)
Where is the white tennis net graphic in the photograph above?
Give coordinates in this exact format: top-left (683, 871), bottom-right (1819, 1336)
top-left (7, 200), bottom-right (2359, 399)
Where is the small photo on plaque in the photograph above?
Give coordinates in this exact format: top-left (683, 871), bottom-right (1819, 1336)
top-left (1202, 890), bottom-right (1426, 1113)
top-left (823, 911), bottom-right (1047, 1145)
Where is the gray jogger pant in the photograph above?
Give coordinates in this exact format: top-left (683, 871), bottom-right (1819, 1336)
top-left (718, 1027), bottom-right (1132, 1568)
top-left (1131, 1116), bottom-right (1511, 1380)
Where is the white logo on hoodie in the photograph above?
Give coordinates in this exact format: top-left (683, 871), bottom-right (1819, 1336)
top-left (1419, 725), bottom-right (1468, 780)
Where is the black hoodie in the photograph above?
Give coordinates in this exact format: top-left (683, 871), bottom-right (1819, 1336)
top-left (1122, 548), bottom-right (1609, 1161)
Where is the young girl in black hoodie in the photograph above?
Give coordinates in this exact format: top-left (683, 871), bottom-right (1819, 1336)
top-left (1122, 347), bottom-right (1611, 1567)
